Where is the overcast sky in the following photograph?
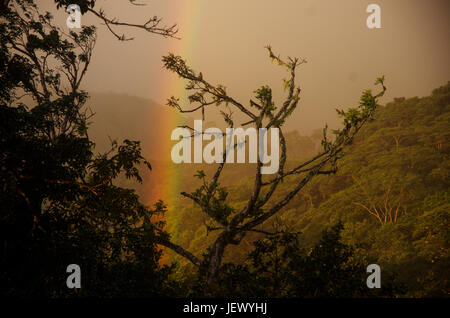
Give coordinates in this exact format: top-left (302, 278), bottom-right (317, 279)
top-left (37, 0), bottom-right (449, 134)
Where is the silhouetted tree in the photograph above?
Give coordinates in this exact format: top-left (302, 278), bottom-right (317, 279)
top-left (0, 0), bottom-right (177, 296)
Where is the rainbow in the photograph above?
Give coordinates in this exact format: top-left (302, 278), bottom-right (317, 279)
top-left (144, 2), bottom-right (205, 249)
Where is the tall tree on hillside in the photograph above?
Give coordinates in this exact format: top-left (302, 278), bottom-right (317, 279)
top-left (157, 49), bottom-right (386, 288)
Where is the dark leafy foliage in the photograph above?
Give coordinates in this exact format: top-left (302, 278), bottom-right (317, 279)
top-left (0, 0), bottom-right (178, 297)
top-left (189, 223), bottom-right (403, 297)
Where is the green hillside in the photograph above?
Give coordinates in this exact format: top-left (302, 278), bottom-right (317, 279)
top-left (166, 82), bottom-right (450, 297)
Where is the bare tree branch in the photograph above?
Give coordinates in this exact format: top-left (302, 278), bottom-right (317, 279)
top-left (87, 6), bottom-right (179, 41)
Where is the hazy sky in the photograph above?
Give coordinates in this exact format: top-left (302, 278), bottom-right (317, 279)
top-left (37, 0), bottom-right (449, 133)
